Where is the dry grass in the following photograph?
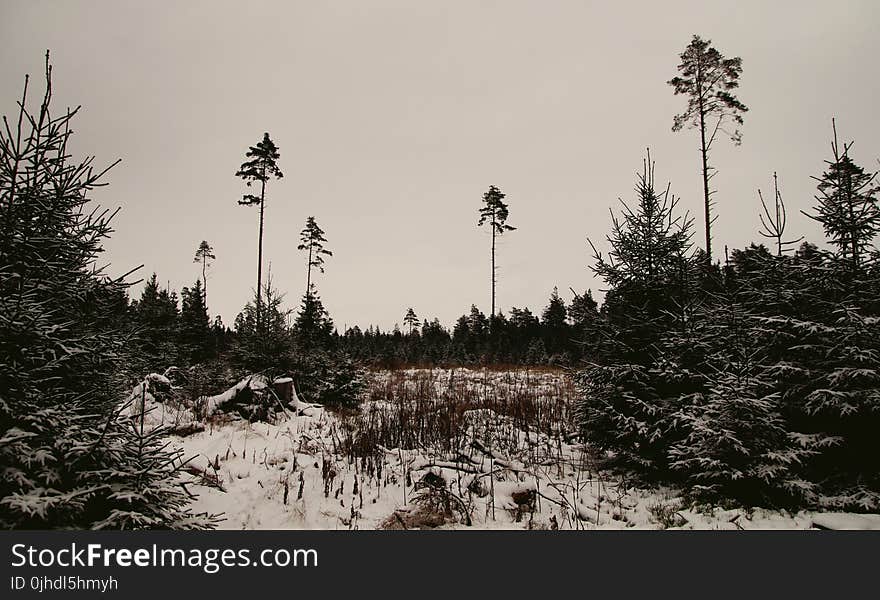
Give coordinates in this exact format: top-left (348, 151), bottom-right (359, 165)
top-left (338, 367), bottom-right (576, 461)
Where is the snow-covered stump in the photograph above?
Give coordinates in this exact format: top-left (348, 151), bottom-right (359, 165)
top-left (273, 377), bottom-right (293, 405)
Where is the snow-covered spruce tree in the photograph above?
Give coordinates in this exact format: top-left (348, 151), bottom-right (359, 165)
top-left (0, 54), bottom-right (212, 529)
top-left (575, 152), bottom-right (697, 472)
top-left (668, 289), bottom-right (819, 506)
top-left (92, 398), bottom-right (221, 529)
top-left (179, 278), bottom-right (212, 364)
top-left (738, 125), bottom-right (880, 510)
top-left (754, 255), bottom-right (880, 509)
top-left (291, 286), bottom-right (365, 408)
top-left (727, 235), bottom-right (880, 510)
top-left (131, 272), bottom-right (181, 372)
top-left (803, 120), bottom-right (879, 275)
top-left (232, 273), bottom-right (292, 375)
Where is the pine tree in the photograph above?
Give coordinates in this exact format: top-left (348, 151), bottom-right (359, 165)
top-left (403, 307), bottom-right (419, 335)
top-left (193, 240), bottom-right (215, 305)
top-left (669, 35), bottom-right (747, 263)
top-left (236, 133), bottom-right (283, 329)
top-left (0, 53), bottom-right (209, 529)
top-left (297, 216), bottom-right (332, 301)
top-left (478, 185), bottom-right (515, 318)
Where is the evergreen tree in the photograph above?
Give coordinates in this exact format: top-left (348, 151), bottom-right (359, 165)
top-left (133, 273), bottom-right (180, 370)
top-left (233, 274), bottom-right (291, 374)
top-left (589, 151), bottom-right (694, 360)
top-left (179, 279), bottom-right (211, 363)
top-left (668, 291), bottom-right (817, 505)
top-left (803, 121), bottom-right (879, 274)
top-left (297, 216), bottom-right (332, 301)
top-left (193, 240), bottom-right (215, 305)
top-left (291, 286), bottom-right (364, 407)
top-left (478, 185), bottom-right (515, 318)
top-left (541, 287), bottom-right (569, 360)
top-left (568, 289), bottom-right (599, 329)
top-left (577, 152), bottom-right (696, 471)
top-left (236, 133), bottom-right (283, 329)
top-left (0, 54), bottom-right (209, 529)
top-left (403, 307), bottom-right (419, 335)
top-left (669, 35), bottom-right (747, 263)
top-left (293, 284), bottom-right (335, 350)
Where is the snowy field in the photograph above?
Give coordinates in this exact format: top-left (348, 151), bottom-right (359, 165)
top-left (134, 368), bottom-right (880, 530)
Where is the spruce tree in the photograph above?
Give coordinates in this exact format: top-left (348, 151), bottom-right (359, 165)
top-left (668, 290), bottom-right (817, 505)
top-left (293, 285), bottom-right (335, 349)
top-left (133, 273), bottom-right (180, 370)
top-left (233, 274), bottom-right (292, 374)
top-left (179, 279), bottom-right (211, 363)
top-left (589, 150), bottom-right (694, 359)
top-left (576, 151), bottom-right (696, 471)
top-left (802, 121), bottom-right (879, 274)
top-left (0, 53), bottom-right (210, 529)
top-left (541, 287), bottom-right (569, 360)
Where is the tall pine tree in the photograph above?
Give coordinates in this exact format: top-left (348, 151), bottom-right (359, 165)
top-left (478, 185), bottom-right (515, 318)
top-left (236, 133), bottom-right (282, 329)
top-left (669, 35), bottom-right (747, 263)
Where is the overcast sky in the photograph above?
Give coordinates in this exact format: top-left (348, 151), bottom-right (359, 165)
top-left (2, 1), bottom-right (879, 331)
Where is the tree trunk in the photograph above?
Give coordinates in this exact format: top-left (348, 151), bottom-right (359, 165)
top-left (698, 102), bottom-right (711, 264)
top-left (256, 173), bottom-right (266, 331)
top-left (491, 213), bottom-right (496, 318)
top-left (202, 259), bottom-right (207, 306)
top-left (306, 244), bottom-right (313, 301)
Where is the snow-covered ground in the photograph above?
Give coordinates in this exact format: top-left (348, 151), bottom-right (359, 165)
top-left (139, 368), bottom-right (880, 530)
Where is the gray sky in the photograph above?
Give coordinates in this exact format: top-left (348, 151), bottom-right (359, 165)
top-left (2, 1), bottom-right (879, 331)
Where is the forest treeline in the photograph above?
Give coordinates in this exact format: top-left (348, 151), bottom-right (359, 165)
top-left (120, 273), bottom-right (600, 371)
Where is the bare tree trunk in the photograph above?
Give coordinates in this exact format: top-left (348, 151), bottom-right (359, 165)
top-left (306, 244), bottom-right (312, 301)
top-left (491, 213), bottom-right (496, 318)
top-left (202, 258), bottom-right (207, 305)
top-left (699, 103), bottom-right (712, 264)
top-left (256, 173), bottom-right (266, 331)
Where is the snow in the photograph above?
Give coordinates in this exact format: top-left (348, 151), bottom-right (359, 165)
top-left (811, 513), bottom-right (880, 530)
top-left (130, 368), bottom-right (880, 530)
